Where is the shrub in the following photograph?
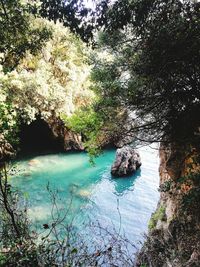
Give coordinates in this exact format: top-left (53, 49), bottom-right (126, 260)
top-left (148, 206), bottom-right (166, 230)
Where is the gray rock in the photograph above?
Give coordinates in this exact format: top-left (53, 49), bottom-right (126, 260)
top-left (47, 114), bottom-right (84, 151)
top-left (111, 145), bottom-right (141, 177)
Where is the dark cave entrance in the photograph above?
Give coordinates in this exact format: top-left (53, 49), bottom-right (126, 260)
top-left (19, 117), bottom-right (63, 155)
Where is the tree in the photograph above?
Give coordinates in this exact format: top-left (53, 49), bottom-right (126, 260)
top-left (0, 0), bottom-right (51, 72)
top-left (39, 0), bottom-right (110, 43)
top-left (90, 0), bottom-right (200, 148)
top-left (0, 18), bottom-right (93, 147)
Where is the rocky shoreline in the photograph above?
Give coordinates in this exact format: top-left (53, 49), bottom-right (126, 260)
top-left (136, 143), bottom-right (200, 267)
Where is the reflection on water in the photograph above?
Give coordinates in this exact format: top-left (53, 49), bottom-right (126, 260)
top-left (11, 146), bottom-right (160, 248)
top-left (112, 169), bottom-right (141, 196)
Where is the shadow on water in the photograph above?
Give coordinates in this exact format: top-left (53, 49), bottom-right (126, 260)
top-left (110, 169), bottom-right (141, 196)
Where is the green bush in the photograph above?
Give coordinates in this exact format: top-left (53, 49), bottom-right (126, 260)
top-left (159, 180), bottom-right (172, 193)
top-left (148, 206), bottom-right (166, 230)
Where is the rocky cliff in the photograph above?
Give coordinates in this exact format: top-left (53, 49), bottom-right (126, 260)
top-left (136, 143), bottom-right (200, 267)
top-left (17, 114), bottom-right (84, 154)
top-left (47, 115), bottom-right (84, 151)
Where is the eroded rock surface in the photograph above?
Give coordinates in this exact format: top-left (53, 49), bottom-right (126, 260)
top-left (136, 143), bottom-right (200, 267)
top-left (47, 115), bottom-right (84, 151)
top-left (111, 146), bottom-right (141, 177)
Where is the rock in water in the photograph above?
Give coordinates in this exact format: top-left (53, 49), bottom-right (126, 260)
top-left (111, 146), bottom-right (141, 177)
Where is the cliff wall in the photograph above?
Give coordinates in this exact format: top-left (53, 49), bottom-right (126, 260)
top-left (136, 143), bottom-right (200, 267)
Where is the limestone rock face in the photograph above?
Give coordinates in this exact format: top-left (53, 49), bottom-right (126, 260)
top-left (136, 143), bottom-right (200, 267)
top-left (111, 146), bottom-right (141, 177)
top-left (47, 115), bottom-right (84, 151)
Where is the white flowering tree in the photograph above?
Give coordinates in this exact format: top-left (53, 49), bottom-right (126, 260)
top-left (0, 18), bottom-right (94, 146)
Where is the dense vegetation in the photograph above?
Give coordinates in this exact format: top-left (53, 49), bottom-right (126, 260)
top-left (59, 0), bottom-right (200, 154)
top-left (90, 0), bottom-right (200, 148)
top-left (0, 0), bottom-right (51, 72)
top-left (0, 0), bottom-right (200, 266)
top-left (0, 1), bottom-right (94, 149)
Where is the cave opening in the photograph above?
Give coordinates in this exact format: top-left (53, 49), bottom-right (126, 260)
top-left (19, 117), bottom-right (63, 155)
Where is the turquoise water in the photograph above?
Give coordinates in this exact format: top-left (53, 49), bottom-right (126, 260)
top-left (11, 146), bottom-right (160, 249)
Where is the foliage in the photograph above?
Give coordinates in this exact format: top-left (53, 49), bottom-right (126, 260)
top-left (0, 17), bottom-right (93, 147)
top-left (182, 184), bottom-right (200, 210)
top-left (63, 99), bottom-right (133, 157)
top-left (90, 0), bottom-right (200, 147)
top-left (0, 92), bottom-right (18, 145)
top-left (159, 180), bottom-right (173, 193)
top-left (148, 206), bottom-right (166, 230)
top-left (38, 0), bottom-right (111, 43)
top-left (177, 171), bottom-right (200, 210)
top-left (62, 107), bottom-right (104, 158)
top-left (0, 165), bottom-right (31, 243)
top-left (0, 0), bottom-right (52, 72)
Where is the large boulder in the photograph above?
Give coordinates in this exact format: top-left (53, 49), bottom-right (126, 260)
top-left (0, 134), bottom-right (15, 163)
top-left (111, 146), bottom-right (141, 177)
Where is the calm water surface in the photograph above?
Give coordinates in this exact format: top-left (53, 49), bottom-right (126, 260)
top-left (11, 146), bottom-right (160, 248)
